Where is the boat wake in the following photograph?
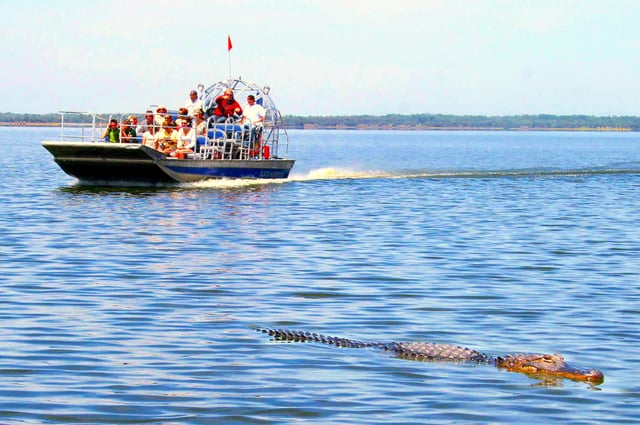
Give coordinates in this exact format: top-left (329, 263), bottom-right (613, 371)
top-left (293, 166), bottom-right (640, 181)
top-left (185, 165), bottom-right (640, 189)
top-left (290, 168), bottom-right (391, 181)
top-left (186, 168), bottom-right (390, 189)
top-left (188, 178), bottom-right (286, 189)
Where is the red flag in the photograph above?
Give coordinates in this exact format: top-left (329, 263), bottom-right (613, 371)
top-left (227, 35), bottom-right (233, 51)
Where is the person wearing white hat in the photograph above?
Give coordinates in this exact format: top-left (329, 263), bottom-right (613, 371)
top-left (154, 104), bottom-right (168, 126)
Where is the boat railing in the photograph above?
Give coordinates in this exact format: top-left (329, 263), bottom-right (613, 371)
top-left (117, 113), bottom-right (145, 143)
top-left (58, 111), bottom-right (106, 142)
top-left (269, 108), bottom-right (290, 159)
top-left (197, 112), bottom-right (289, 161)
top-left (199, 78), bottom-right (291, 160)
top-left (55, 103), bottom-right (290, 161)
top-left (199, 117), bottom-right (248, 160)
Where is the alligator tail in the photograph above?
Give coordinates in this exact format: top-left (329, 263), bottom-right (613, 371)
top-left (256, 327), bottom-right (383, 349)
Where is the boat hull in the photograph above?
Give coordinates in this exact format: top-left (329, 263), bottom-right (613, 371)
top-left (157, 158), bottom-right (295, 182)
top-left (42, 141), bottom-right (295, 185)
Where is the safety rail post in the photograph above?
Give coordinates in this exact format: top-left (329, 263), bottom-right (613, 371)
top-left (59, 112), bottom-right (65, 141)
top-left (91, 113), bottom-right (97, 141)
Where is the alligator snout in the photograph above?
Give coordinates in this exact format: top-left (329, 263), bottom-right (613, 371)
top-left (496, 353), bottom-right (604, 384)
top-left (553, 364), bottom-right (604, 385)
top-left (582, 368), bottom-right (605, 384)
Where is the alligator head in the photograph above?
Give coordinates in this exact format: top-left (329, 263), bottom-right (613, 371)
top-left (495, 353), bottom-right (604, 384)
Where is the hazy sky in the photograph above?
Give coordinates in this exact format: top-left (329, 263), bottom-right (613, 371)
top-left (2, 0), bottom-right (640, 116)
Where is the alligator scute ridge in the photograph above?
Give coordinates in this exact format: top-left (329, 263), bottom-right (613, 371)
top-left (257, 328), bottom-right (604, 385)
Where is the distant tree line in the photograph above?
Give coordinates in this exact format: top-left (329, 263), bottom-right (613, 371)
top-left (282, 113), bottom-right (640, 130)
top-left (3, 111), bottom-right (640, 130)
top-left (0, 112), bottom-right (97, 124)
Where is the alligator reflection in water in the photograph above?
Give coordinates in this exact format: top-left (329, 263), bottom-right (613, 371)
top-left (257, 328), bottom-right (604, 386)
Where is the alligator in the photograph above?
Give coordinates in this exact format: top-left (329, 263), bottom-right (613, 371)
top-left (257, 328), bottom-right (604, 385)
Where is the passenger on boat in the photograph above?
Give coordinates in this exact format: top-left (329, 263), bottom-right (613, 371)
top-left (142, 125), bottom-right (157, 149)
top-left (185, 90), bottom-right (204, 116)
top-left (241, 94), bottom-right (265, 143)
top-left (161, 113), bottom-right (175, 129)
top-left (155, 116), bottom-right (177, 155)
top-left (175, 118), bottom-right (196, 157)
top-left (136, 111), bottom-right (154, 135)
top-left (154, 105), bottom-right (168, 126)
top-left (178, 107), bottom-right (189, 120)
top-left (194, 109), bottom-right (206, 136)
top-left (120, 119), bottom-right (137, 143)
top-left (213, 89), bottom-right (242, 122)
top-left (241, 95), bottom-right (265, 125)
top-left (102, 119), bottom-right (120, 143)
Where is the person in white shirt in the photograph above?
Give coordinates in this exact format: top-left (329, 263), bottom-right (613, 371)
top-left (142, 125), bottom-right (157, 150)
top-left (241, 95), bottom-right (266, 148)
top-left (184, 90), bottom-right (204, 116)
top-left (154, 105), bottom-right (169, 127)
top-left (137, 110), bottom-right (154, 136)
top-left (175, 118), bottom-right (196, 157)
top-left (241, 95), bottom-right (265, 126)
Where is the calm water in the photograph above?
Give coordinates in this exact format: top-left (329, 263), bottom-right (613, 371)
top-left (1, 127), bottom-right (639, 424)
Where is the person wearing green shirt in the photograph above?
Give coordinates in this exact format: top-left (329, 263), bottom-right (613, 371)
top-left (102, 119), bottom-right (120, 143)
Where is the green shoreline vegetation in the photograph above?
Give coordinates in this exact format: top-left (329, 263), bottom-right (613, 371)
top-left (1, 112), bottom-right (638, 131)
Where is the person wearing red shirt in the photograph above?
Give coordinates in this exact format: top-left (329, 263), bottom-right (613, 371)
top-left (213, 89), bottom-right (242, 122)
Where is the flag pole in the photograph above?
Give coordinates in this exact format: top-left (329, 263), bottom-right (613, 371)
top-left (227, 35), bottom-right (233, 82)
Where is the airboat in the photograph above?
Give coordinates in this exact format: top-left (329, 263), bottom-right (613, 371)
top-left (42, 78), bottom-right (295, 185)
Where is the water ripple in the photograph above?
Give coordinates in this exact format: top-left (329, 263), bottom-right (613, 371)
top-left (0, 129), bottom-right (639, 423)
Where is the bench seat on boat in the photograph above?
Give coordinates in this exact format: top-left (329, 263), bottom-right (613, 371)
top-left (210, 123), bottom-right (243, 132)
top-left (206, 129), bottom-right (227, 139)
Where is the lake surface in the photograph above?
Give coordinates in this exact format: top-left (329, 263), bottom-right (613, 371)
top-left (1, 127), bottom-right (639, 424)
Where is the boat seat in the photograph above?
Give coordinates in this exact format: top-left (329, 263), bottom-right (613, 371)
top-left (210, 123), bottom-right (243, 134)
top-left (207, 129), bottom-right (227, 139)
top-left (212, 123), bottom-right (243, 129)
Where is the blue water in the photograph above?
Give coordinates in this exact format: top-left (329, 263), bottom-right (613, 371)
top-left (1, 127), bottom-right (639, 424)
